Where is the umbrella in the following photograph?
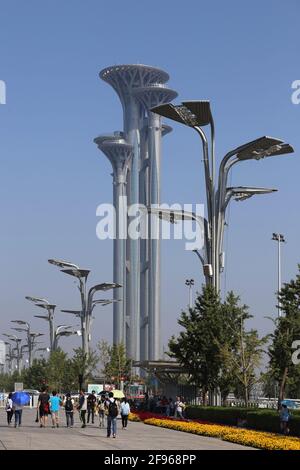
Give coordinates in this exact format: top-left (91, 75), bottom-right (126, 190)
top-left (12, 391), bottom-right (30, 406)
top-left (112, 389), bottom-right (124, 399)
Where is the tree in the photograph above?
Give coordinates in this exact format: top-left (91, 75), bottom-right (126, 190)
top-left (220, 325), bottom-right (268, 406)
top-left (217, 291), bottom-right (252, 404)
top-left (169, 285), bottom-right (224, 405)
top-left (97, 340), bottom-right (112, 382)
top-left (46, 349), bottom-right (69, 391)
top-left (71, 347), bottom-right (98, 390)
top-left (103, 343), bottom-right (131, 389)
top-left (23, 358), bottom-right (48, 390)
top-left (268, 265), bottom-right (300, 401)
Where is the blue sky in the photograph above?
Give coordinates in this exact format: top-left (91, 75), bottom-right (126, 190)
top-left (0, 0), bottom-right (299, 357)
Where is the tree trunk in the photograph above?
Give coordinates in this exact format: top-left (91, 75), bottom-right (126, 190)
top-left (279, 367), bottom-right (288, 402)
top-left (244, 382), bottom-right (248, 407)
top-left (202, 389), bottom-right (208, 406)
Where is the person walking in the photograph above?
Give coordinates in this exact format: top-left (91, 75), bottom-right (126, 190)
top-left (13, 403), bottom-right (23, 427)
top-left (280, 404), bottom-right (291, 435)
top-left (98, 395), bottom-right (106, 428)
top-left (49, 391), bottom-right (62, 428)
top-left (106, 392), bottom-right (118, 438)
top-left (78, 390), bottom-right (87, 428)
top-left (174, 396), bottom-right (184, 419)
top-left (87, 390), bottom-right (97, 424)
top-left (5, 393), bottom-right (14, 425)
top-left (64, 393), bottom-right (74, 428)
top-left (37, 386), bottom-right (50, 428)
top-left (120, 397), bottom-right (130, 429)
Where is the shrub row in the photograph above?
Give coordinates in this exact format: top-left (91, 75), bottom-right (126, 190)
top-left (186, 406), bottom-right (300, 437)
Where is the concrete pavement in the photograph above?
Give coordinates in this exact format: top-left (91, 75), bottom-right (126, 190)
top-left (0, 408), bottom-right (253, 450)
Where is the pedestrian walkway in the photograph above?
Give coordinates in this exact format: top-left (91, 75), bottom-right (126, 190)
top-left (0, 408), bottom-right (253, 450)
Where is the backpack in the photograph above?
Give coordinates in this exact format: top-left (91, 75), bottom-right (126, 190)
top-left (5, 400), bottom-right (12, 411)
top-left (65, 398), bottom-right (73, 412)
top-left (108, 400), bottom-right (118, 418)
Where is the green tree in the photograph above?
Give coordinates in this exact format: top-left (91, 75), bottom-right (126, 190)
top-left (268, 265), bottom-right (300, 401)
top-left (46, 349), bottom-right (69, 391)
top-left (97, 339), bottom-right (111, 382)
top-left (220, 325), bottom-right (268, 406)
top-left (23, 358), bottom-right (48, 390)
top-left (103, 343), bottom-right (131, 388)
top-left (218, 292), bottom-right (252, 403)
top-left (70, 347), bottom-right (98, 390)
top-left (169, 285), bottom-right (224, 405)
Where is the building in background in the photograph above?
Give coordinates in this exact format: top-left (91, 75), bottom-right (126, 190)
top-left (0, 340), bottom-right (6, 374)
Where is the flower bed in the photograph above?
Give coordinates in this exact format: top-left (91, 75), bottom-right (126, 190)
top-left (130, 410), bottom-right (213, 425)
top-left (143, 418), bottom-right (300, 450)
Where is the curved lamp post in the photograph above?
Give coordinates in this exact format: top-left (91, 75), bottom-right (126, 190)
top-left (25, 296), bottom-right (56, 352)
top-left (151, 101), bottom-right (294, 292)
top-left (49, 258), bottom-right (121, 356)
top-left (11, 320), bottom-right (44, 366)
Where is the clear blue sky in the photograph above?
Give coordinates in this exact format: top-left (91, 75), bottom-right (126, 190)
top-left (0, 0), bottom-right (299, 356)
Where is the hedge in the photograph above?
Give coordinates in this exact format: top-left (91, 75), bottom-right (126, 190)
top-left (186, 406), bottom-right (300, 436)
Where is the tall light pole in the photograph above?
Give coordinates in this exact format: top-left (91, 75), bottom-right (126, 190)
top-left (185, 279), bottom-right (194, 309)
top-left (151, 101), bottom-right (294, 292)
top-left (272, 233), bottom-right (286, 317)
top-left (25, 296), bottom-right (56, 352)
top-left (4, 342), bottom-right (13, 374)
top-left (49, 258), bottom-right (120, 356)
top-left (11, 320), bottom-right (44, 367)
top-left (3, 334), bottom-right (22, 374)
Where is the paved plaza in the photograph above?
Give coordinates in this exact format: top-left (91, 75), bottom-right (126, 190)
top-left (0, 409), bottom-right (253, 450)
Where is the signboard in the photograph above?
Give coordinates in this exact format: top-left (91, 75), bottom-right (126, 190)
top-left (14, 382), bottom-right (23, 391)
top-left (87, 384), bottom-right (103, 394)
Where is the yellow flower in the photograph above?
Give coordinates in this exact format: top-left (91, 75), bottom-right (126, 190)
top-left (143, 418), bottom-right (300, 450)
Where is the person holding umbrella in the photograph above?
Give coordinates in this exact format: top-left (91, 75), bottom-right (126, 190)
top-left (11, 391), bottom-right (30, 428)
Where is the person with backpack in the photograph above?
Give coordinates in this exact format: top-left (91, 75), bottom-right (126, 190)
top-left (37, 386), bottom-right (50, 428)
top-left (97, 395), bottom-right (106, 428)
top-left (87, 390), bottom-right (97, 424)
top-left (107, 392), bottom-right (118, 438)
top-left (78, 390), bottom-right (87, 428)
top-left (64, 393), bottom-right (74, 427)
top-left (5, 392), bottom-right (14, 425)
top-left (120, 397), bottom-right (130, 429)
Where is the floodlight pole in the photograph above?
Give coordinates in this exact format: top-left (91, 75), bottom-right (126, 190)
top-left (272, 233), bottom-right (285, 317)
top-left (185, 279), bottom-right (194, 309)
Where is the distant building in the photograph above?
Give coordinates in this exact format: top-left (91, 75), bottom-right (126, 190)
top-left (0, 340), bottom-right (5, 374)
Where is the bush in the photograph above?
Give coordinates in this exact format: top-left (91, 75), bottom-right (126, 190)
top-left (186, 406), bottom-right (300, 436)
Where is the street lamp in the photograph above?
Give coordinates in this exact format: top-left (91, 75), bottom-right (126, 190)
top-left (26, 296), bottom-right (56, 352)
top-left (151, 101), bottom-right (294, 292)
top-left (144, 206), bottom-right (212, 283)
top-left (52, 325), bottom-right (75, 350)
top-left (49, 258), bottom-right (121, 356)
top-left (3, 334), bottom-right (22, 374)
top-left (10, 320), bottom-right (44, 366)
top-left (4, 342), bottom-right (14, 374)
top-left (272, 233), bottom-right (286, 317)
top-left (185, 279), bottom-right (194, 309)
